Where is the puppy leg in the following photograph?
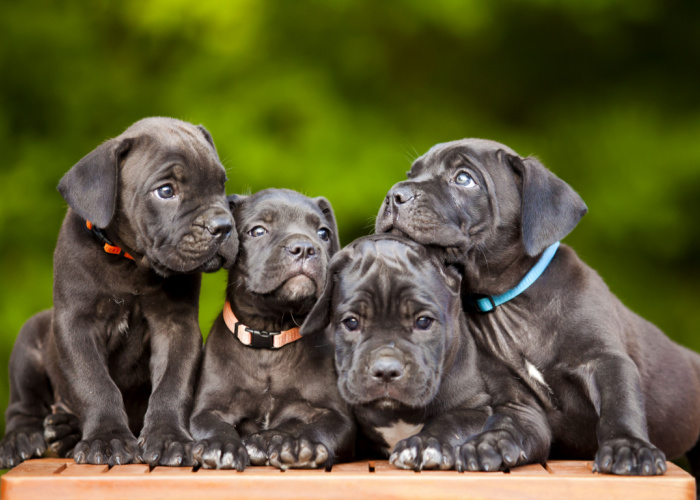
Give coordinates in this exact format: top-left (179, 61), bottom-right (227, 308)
top-left (390, 407), bottom-right (491, 471)
top-left (457, 406), bottom-right (551, 472)
top-left (245, 405), bottom-right (354, 470)
top-left (190, 410), bottom-right (248, 471)
top-left (138, 311), bottom-right (202, 467)
top-left (583, 354), bottom-right (666, 476)
top-left (44, 411), bottom-right (81, 458)
top-left (53, 314), bottom-right (140, 466)
top-left (0, 311), bottom-right (54, 468)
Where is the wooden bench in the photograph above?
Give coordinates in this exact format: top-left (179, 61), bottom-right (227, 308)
top-left (1, 458), bottom-right (694, 500)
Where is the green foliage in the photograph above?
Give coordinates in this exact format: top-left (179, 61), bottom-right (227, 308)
top-left (1, 0), bottom-right (699, 439)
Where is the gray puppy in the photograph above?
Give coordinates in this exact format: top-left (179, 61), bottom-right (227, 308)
top-left (300, 234), bottom-right (550, 471)
top-left (191, 189), bottom-right (355, 470)
top-left (375, 138), bottom-right (700, 476)
top-left (0, 117), bottom-right (237, 468)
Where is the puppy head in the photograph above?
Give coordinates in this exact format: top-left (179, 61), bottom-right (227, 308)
top-left (375, 138), bottom-right (587, 264)
top-left (300, 234), bottom-right (462, 410)
top-left (227, 188), bottom-right (340, 315)
top-left (58, 117), bottom-right (238, 275)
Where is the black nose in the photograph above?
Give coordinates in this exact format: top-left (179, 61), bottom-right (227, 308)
top-left (206, 216), bottom-right (233, 238)
top-left (370, 356), bottom-right (405, 383)
top-left (388, 186), bottom-right (415, 206)
top-left (286, 240), bottom-right (316, 258)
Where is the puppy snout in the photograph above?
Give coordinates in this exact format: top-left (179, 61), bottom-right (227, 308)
top-left (389, 186), bottom-right (415, 206)
top-left (369, 349), bottom-right (405, 383)
top-left (205, 215), bottom-right (233, 239)
top-left (286, 240), bottom-right (316, 259)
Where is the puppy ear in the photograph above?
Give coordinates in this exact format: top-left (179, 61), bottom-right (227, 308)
top-left (300, 250), bottom-right (351, 336)
top-left (509, 154), bottom-right (587, 256)
top-left (313, 196), bottom-right (341, 255)
top-left (438, 263), bottom-right (462, 296)
top-left (197, 125), bottom-right (219, 158)
top-left (227, 194), bottom-right (248, 215)
top-left (57, 138), bottom-right (133, 228)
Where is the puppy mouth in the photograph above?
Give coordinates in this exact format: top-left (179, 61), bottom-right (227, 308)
top-left (276, 274), bottom-right (317, 302)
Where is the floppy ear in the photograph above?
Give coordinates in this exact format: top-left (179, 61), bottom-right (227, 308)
top-left (299, 250), bottom-right (351, 336)
top-left (197, 125), bottom-right (219, 158)
top-left (509, 154), bottom-right (587, 256)
top-left (313, 196), bottom-right (341, 255)
top-left (57, 138), bottom-right (133, 228)
top-left (227, 194), bottom-right (248, 215)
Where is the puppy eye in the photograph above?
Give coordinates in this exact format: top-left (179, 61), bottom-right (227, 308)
top-left (317, 228), bottom-right (330, 241)
top-left (415, 317), bottom-right (434, 330)
top-left (154, 184), bottom-right (175, 199)
top-left (454, 171), bottom-right (477, 188)
top-left (342, 317), bottom-right (360, 332)
top-left (249, 226), bottom-right (267, 237)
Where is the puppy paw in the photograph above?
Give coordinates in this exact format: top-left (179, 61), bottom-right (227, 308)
top-left (192, 438), bottom-right (248, 471)
top-left (44, 413), bottom-right (81, 457)
top-left (244, 431), bottom-right (329, 470)
top-left (457, 429), bottom-right (528, 472)
top-left (74, 432), bottom-right (140, 466)
top-left (138, 430), bottom-right (194, 467)
top-left (0, 428), bottom-right (47, 468)
top-left (390, 435), bottom-right (455, 471)
top-left (594, 437), bottom-right (666, 476)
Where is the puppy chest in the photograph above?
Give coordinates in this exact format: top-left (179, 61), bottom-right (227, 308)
top-left (371, 420), bottom-right (424, 452)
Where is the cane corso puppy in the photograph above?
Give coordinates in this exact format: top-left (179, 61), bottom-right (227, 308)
top-left (375, 138), bottom-right (700, 476)
top-left (299, 234), bottom-right (551, 471)
top-left (190, 189), bottom-right (355, 470)
top-left (0, 117), bottom-right (237, 469)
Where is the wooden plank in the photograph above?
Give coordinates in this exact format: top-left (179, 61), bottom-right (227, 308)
top-left (105, 464), bottom-right (150, 475)
top-left (506, 463), bottom-right (550, 475)
top-left (1, 458), bottom-right (694, 500)
top-left (58, 463), bottom-right (109, 476)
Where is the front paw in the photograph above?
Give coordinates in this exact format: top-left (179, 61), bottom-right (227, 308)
top-left (44, 413), bottom-right (81, 458)
top-left (192, 437), bottom-right (248, 471)
top-left (390, 435), bottom-right (455, 471)
top-left (244, 431), bottom-right (330, 470)
top-left (594, 437), bottom-right (666, 475)
top-left (74, 432), bottom-right (140, 466)
top-left (0, 429), bottom-right (47, 468)
top-left (139, 430), bottom-right (194, 467)
top-left (457, 429), bottom-right (528, 472)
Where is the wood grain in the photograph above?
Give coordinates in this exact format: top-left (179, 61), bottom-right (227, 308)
top-left (1, 458), bottom-right (694, 500)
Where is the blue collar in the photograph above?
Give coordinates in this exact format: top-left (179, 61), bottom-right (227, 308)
top-left (473, 241), bottom-right (560, 312)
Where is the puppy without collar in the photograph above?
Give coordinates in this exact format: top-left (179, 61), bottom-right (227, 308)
top-left (300, 234), bottom-right (551, 471)
top-left (0, 117), bottom-right (237, 468)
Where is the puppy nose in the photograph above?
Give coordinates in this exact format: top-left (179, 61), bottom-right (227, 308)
top-left (286, 241), bottom-right (316, 258)
top-left (205, 216), bottom-right (233, 239)
top-left (389, 186), bottom-right (415, 206)
top-left (370, 356), bottom-right (405, 383)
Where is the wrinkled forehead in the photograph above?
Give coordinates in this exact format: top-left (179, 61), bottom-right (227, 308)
top-left (411, 138), bottom-right (520, 176)
top-left (242, 190), bottom-right (325, 227)
top-left (338, 239), bottom-right (445, 303)
top-left (121, 119), bottom-right (224, 179)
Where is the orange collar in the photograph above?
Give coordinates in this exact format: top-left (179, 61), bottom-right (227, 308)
top-left (223, 300), bottom-right (302, 349)
top-left (86, 221), bottom-right (135, 261)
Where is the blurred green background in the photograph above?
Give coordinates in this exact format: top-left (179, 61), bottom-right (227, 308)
top-left (1, 0), bottom-right (699, 452)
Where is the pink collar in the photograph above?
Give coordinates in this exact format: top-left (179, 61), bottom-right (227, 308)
top-left (223, 300), bottom-right (302, 349)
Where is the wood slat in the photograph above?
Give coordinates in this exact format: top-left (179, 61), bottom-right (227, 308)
top-left (1, 458), bottom-right (694, 500)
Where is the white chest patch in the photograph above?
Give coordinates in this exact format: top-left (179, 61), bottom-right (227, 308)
top-left (375, 420), bottom-right (424, 451)
top-left (117, 318), bottom-right (129, 335)
top-left (525, 360), bottom-right (550, 390)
